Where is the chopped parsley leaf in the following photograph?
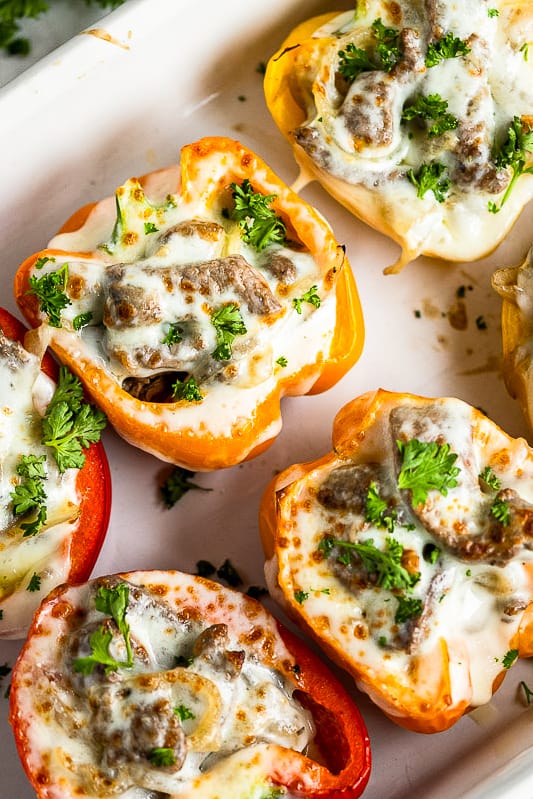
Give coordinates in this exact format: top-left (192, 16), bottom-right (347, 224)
top-left (230, 179), bottom-right (286, 250)
top-left (34, 255), bottom-right (56, 270)
top-left (479, 466), bottom-right (501, 491)
top-left (11, 454), bottom-right (48, 537)
top-left (365, 481), bottom-right (396, 532)
top-left (407, 162), bottom-right (451, 202)
top-left (401, 93), bottom-right (458, 138)
top-left (394, 595), bottom-right (423, 623)
top-left (148, 747), bottom-right (176, 767)
top-left (520, 42), bottom-right (529, 61)
top-left (397, 438), bottom-right (460, 507)
top-left (27, 262), bottom-right (71, 328)
top-left (422, 543), bottom-right (441, 564)
top-left (488, 8), bottom-right (499, 17)
top-left (171, 376), bottom-right (203, 402)
top-left (293, 285), bottom-right (321, 314)
top-left (276, 355), bottom-right (288, 367)
top-left (42, 366), bottom-right (107, 472)
top-left (425, 32), bottom-right (471, 68)
top-left (73, 311), bottom-right (93, 331)
top-left (502, 648), bottom-right (519, 669)
top-left (491, 496), bottom-right (510, 525)
top-left (216, 558), bottom-right (243, 588)
top-left (144, 222), bottom-right (159, 234)
top-left (489, 116), bottom-right (533, 213)
top-left (294, 589), bottom-right (309, 604)
top-left (318, 534), bottom-right (419, 591)
top-left (27, 573), bottom-right (41, 592)
top-left (211, 303), bottom-right (247, 361)
top-left (174, 704), bottom-right (195, 721)
top-left (337, 17), bottom-right (401, 80)
top-left (160, 467), bottom-right (210, 508)
top-left (162, 322), bottom-right (183, 346)
top-left (195, 559), bottom-right (216, 577)
top-left (73, 583), bottom-right (133, 674)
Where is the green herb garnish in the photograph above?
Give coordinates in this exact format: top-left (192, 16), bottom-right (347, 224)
top-left (211, 303), bottom-right (247, 361)
top-left (11, 455), bottom-right (48, 537)
top-left (407, 162), bottom-right (451, 202)
top-left (162, 322), bottom-right (183, 346)
top-left (401, 93), bottom-right (458, 138)
top-left (27, 573), bottom-right (41, 592)
top-left (148, 747), bottom-right (176, 767)
top-left (216, 558), bottom-right (243, 588)
top-left (144, 222), bottom-right (159, 234)
top-left (293, 285), bottom-right (321, 314)
top-left (294, 589), bottom-right (309, 604)
top-left (365, 481), bottom-right (396, 532)
top-left (394, 595), bottom-right (423, 623)
top-left (174, 704), bottom-right (195, 721)
top-left (276, 356), bottom-right (288, 367)
top-left (338, 17), bottom-right (401, 80)
top-left (397, 438), bottom-right (460, 506)
top-left (73, 583), bottom-right (133, 674)
top-left (502, 648), bottom-right (519, 669)
top-left (425, 32), bottom-right (471, 68)
top-left (72, 311), bottom-right (93, 331)
top-left (27, 263), bottom-right (71, 328)
top-left (491, 496), bottom-right (511, 525)
top-left (42, 366), bottom-right (106, 472)
top-left (230, 179), bottom-right (286, 250)
top-left (488, 116), bottom-right (533, 213)
top-left (171, 376), bottom-right (203, 402)
top-left (318, 535), bottom-right (419, 591)
top-left (160, 467), bottom-right (210, 508)
top-left (479, 466), bottom-right (501, 490)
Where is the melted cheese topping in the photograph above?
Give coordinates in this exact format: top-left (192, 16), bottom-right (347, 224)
top-left (30, 157), bottom-right (340, 445)
top-left (0, 336), bottom-right (79, 638)
top-left (274, 0), bottom-right (533, 268)
top-left (268, 395), bottom-right (533, 716)
top-left (14, 571), bottom-right (315, 798)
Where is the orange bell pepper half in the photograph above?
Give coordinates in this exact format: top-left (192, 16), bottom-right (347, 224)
top-left (0, 307), bottom-right (111, 638)
top-left (14, 137), bottom-right (364, 470)
top-left (9, 569), bottom-right (371, 798)
top-left (260, 388), bottom-right (533, 733)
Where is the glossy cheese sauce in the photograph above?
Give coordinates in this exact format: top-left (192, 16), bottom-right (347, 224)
top-left (32, 160), bottom-right (339, 443)
top-left (270, 396), bottom-right (533, 711)
top-left (17, 572), bottom-right (314, 798)
top-left (292, 0), bottom-right (533, 261)
top-left (0, 336), bottom-right (79, 637)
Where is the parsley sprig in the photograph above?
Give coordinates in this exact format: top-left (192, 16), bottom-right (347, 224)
top-left (73, 583), bottom-right (133, 675)
top-left (230, 180), bottom-right (286, 250)
top-left (11, 455), bottom-right (48, 537)
top-left (407, 162), bottom-right (451, 202)
top-left (365, 482), bottom-right (396, 532)
top-left (401, 94), bottom-right (458, 138)
top-left (27, 263), bottom-right (71, 328)
top-left (397, 438), bottom-right (460, 507)
top-left (318, 534), bottom-right (419, 591)
top-left (171, 376), bottom-right (203, 402)
top-left (293, 285), bottom-right (321, 314)
top-left (338, 17), bottom-right (401, 81)
top-left (488, 116), bottom-right (533, 213)
top-left (211, 303), bottom-right (247, 361)
top-left (425, 32), bottom-right (471, 68)
top-left (160, 467), bottom-right (211, 508)
top-left (42, 367), bottom-right (107, 472)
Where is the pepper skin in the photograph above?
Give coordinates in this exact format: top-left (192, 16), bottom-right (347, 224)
top-left (0, 308), bottom-right (111, 637)
top-left (260, 388), bottom-right (533, 733)
top-left (14, 137), bottom-right (364, 471)
top-left (9, 569), bottom-right (371, 798)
